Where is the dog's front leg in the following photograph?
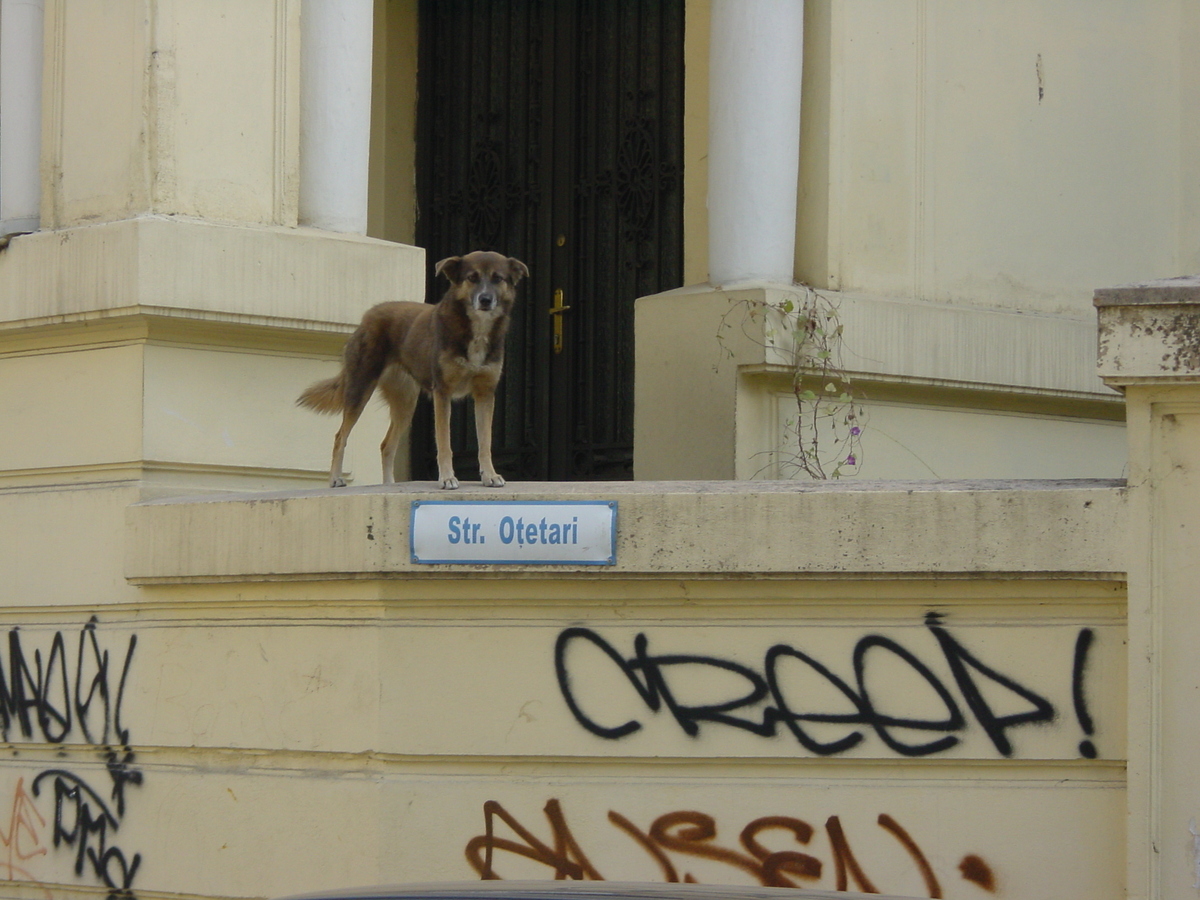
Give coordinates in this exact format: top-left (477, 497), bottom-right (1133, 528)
top-left (433, 391), bottom-right (459, 489)
top-left (474, 390), bottom-right (505, 487)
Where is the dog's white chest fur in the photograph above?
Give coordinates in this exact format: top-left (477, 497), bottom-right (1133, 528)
top-left (465, 333), bottom-right (491, 368)
top-left (463, 308), bottom-right (501, 369)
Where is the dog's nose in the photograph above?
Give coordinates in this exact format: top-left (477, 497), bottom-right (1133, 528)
top-left (477, 292), bottom-right (495, 310)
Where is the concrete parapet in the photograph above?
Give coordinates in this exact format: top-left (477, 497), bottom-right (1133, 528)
top-left (126, 478), bottom-right (1126, 583)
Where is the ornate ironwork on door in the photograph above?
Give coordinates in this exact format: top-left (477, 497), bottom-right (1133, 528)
top-left (415, 0), bottom-right (684, 481)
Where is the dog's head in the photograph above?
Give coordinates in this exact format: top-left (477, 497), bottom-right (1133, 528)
top-left (435, 251), bottom-right (529, 315)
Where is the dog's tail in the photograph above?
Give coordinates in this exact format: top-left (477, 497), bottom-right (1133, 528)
top-left (296, 374), bottom-right (345, 414)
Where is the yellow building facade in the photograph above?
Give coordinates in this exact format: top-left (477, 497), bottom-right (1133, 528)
top-left (0, 3), bottom-right (1198, 900)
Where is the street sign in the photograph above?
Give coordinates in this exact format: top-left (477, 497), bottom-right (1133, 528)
top-left (410, 500), bottom-right (617, 565)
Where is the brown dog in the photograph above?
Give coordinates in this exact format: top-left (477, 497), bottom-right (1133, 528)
top-left (297, 251), bottom-right (529, 489)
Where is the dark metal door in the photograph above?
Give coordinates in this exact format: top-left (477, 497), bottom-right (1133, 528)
top-left (414, 0), bottom-right (684, 482)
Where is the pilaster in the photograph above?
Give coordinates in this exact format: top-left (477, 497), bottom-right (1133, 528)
top-left (40, 0), bottom-right (302, 229)
top-left (1094, 275), bottom-right (1200, 900)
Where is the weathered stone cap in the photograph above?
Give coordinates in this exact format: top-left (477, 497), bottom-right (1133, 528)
top-left (1095, 275), bottom-right (1200, 382)
top-left (1094, 274), bottom-right (1200, 306)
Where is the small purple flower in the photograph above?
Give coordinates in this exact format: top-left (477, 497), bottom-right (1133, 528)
top-left (845, 454), bottom-right (857, 466)
top-left (850, 426), bottom-right (861, 436)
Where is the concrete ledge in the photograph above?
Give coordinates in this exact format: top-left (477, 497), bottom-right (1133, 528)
top-left (126, 479), bottom-right (1128, 582)
top-left (0, 215), bottom-right (425, 329)
top-left (640, 284), bottom-right (1116, 403)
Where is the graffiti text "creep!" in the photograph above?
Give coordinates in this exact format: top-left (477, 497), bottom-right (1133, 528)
top-left (555, 616), bottom-right (1099, 758)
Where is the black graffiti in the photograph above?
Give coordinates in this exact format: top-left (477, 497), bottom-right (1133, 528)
top-left (555, 616), bottom-right (1095, 758)
top-left (1071, 628), bottom-right (1098, 759)
top-left (31, 770), bottom-right (141, 898)
top-left (0, 619), bottom-right (145, 899)
top-left (102, 749), bottom-right (143, 821)
top-left (0, 617), bottom-right (136, 746)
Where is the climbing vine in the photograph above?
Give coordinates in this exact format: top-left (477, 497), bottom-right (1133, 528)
top-left (718, 286), bottom-right (865, 479)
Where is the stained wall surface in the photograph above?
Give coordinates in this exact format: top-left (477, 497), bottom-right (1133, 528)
top-left (0, 479), bottom-right (1128, 900)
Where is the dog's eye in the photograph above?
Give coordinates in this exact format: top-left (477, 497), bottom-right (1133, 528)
top-left (466, 272), bottom-right (481, 284)
top-left (490, 273), bottom-right (505, 285)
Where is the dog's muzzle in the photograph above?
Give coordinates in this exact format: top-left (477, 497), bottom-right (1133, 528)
top-left (476, 292), bottom-right (496, 311)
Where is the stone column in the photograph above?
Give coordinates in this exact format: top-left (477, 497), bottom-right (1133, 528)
top-left (707, 0), bottom-right (804, 286)
top-left (630, 0), bottom-right (809, 479)
top-left (1094, 276), bottom-right (1200, 900)
top-left (0, 0), bottom-right (44, 236)
top-left (299, 0), bottom-right (374, 234)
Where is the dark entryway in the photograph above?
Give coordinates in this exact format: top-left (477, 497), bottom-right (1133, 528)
top-left (413, 0), bottom-right (684, 482)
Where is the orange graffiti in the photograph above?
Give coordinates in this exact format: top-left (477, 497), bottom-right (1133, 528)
top-left (960, 854), bottom-right (997, 892)
top-left (0, 778), bottom-right (52, 898)
top-left (466, 799), bottom-right (602, 881)
top-left (466, 799), bottom-right (996, 897)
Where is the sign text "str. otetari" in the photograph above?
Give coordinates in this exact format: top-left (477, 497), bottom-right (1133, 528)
top-left (410, 501), bottom-right (616, 565)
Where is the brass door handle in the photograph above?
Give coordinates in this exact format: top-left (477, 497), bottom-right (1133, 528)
top-left (549, 289), bottom-right (571, 354)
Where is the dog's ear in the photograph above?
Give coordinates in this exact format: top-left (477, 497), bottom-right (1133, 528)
top-left (506, 257), bottom-right (530, 285)
top-left (435, 256), bottom-right (464, 283)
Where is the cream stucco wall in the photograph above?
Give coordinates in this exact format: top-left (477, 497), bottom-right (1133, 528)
top-left (796, 0), bottom-right (1197, 309)
top-left (0, 479), bottom-right (1118, 900)
top-left (0, 2), bottom-right (427, 608)
top-left (635, 285), bottom-right (1126, 481)
top-left (639, 0), bottom-right (1198, 482)
top-left (0, 570), bottom-right (1130, 897)
top-left (4, 5), bottom-right (1200, 900)
top-left (681, 0), bottom-right (1199, 309)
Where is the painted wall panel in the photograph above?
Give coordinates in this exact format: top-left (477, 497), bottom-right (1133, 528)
top-left (0, 757), bottom-right (1125, 900)
top-left (764, 395), bottom-right (1127, 481)
top-left (0, 345), bottom-right (143, 471)
top-left (141, 344), bottom-right (388, 479)
top-left (0, 485), bottom-right (143, 606)
top-left (0, 608), bottom-right (1125, 900)
top-left (0, 604), bottom-right (1124, 761)
top-left (381, 617), bottom-right (1124, 762)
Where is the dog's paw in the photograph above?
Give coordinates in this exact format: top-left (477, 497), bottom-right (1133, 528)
top-left (440, 476), bottom-right (460, 490)
top-left (482, 473), bottom-right (506, 487)
top-left (330, 477), bottom-right (347, 488)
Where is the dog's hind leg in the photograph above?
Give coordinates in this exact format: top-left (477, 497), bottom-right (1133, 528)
top-left (327, 322), bottom-right (391, 487)
top-left (328, 396), bottom-right (370, 488)
top-left (473, 389), bottom-right (505, 487)
top-left (432, 391), bottom-right (459, 490)
top-left (329, 368), bottom-right (377, 488)
top-left (378, 368), bottom-right (420, 484)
